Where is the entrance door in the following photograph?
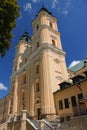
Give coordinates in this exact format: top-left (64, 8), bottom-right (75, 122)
top-left (37, 108), bottom-right (42, 120)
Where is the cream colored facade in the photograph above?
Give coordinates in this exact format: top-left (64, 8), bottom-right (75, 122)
top-left (8, 7), bottom-right (68, 120)
top-left (0, 94), bottom-right (9, 124)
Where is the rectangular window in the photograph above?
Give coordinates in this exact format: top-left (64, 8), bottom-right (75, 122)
top-left (36, 64), bottom-right (39, 74)
top-left (58, 100), bottom-right (63, 110)
top-left (23, 74), bottom-right (26, 84)
top-left (37, 42), bottom-right (39, 48)
top-left (35, 82), bottom-right (40, 92)
top-left (78, 93), bottom-right (83, 105)
top-left (12, 85), bottom-right (14, 92)
top-left (78, 93), bottom-right (83, 100)
top-left (64, 98), bottom-right (69, 108)
top-left (71, 96), bottom-right (77, 107)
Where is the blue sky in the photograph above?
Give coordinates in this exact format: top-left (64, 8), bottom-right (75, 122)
top-left (0, 0), bottom-right (87, 99)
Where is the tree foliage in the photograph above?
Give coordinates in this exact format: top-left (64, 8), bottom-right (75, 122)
top-left (0, 0), bottom-right (20, 57)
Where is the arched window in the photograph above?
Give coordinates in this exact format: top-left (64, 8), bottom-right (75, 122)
top-left (36, 97), bottom-right (40, 104)
top-left (11, 98), bottom-right (13, 105)
top-left (52, 39), bottom-right (56, 46)
top-left (25, 58), bottom-right (27, 62)
top-left (22, 91), bottom-right (25, 109)
top-left (23, 74), bottom-right (26, 84)
top-left (36, 24), bottom-right (39, 31)
top-left (49, 22), bottom-right (53, 28)
top-left (37, 42), bottom-right (39, 48)
top-left (12, 85), bottom-right (14, 92)
top-left (36, 64), bottom-right (39, 74)
top-left (35, 82), bottom-right (40, 92)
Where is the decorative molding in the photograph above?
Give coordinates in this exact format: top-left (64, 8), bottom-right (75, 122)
top-left (40, 24), bottom-right (60, 35)
top-left (47, 18), bottom-right (55, 23)
top-left (11, 43), bottom-right (65, 79)
top-left (56, 76), bottom-right (63, 81)
top-left (54, 58), bottom-right (60, 63)
top-left (55, 70), bottom-right (61, 74)
top-left (32, 10), bottom-right (57, 25)
top-left (32, 24), bottom-right (60, 38)
top-left (50, 35), bottom-right (57, 40)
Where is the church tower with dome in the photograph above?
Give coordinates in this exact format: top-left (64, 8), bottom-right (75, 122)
top-left (8, 6), bottom-right (68, 119)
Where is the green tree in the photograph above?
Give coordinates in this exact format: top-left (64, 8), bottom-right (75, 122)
top-left (0, 0), bottom-right (20, 57)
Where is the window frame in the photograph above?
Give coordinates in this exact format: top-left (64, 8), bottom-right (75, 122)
top-left (52, 39), bottom-right (56, 46)
top-left (49, 22), bottom-right (53, 28)
top-left (58, 100), bottom-right (63, 110)
top-left (35, 82), bottom-right (40, 93)
top-left (37, 42), bottom-right (39, 48)
top-left (71, 96), bottom-right (77, 107)
top-left (36, 24), bottom-right (39, 31)
top-left (64, 98), bottom-right (69, 109)
top-left (35, 64), bottom-right (39, 74)
top-left (23, 74), bottom-right (27, 84)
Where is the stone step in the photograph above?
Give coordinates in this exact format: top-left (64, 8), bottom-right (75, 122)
top-left (31, 120), bottom-right (40, 128)
top-left (27, 119), bottom-right (70, 130)
top-left (43, 124), bottom-right (52, 130)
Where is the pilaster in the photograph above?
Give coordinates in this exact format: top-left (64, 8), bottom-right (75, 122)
top-left (40, 54), bottom-right (56, 115)
top-left (13, 77), bottom-right (18, 114)
top-left (29, 64), bottom-right (35, 117)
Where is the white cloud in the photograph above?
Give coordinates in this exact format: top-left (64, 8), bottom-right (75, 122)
top-left (69, 61), bottom-right (81, 68)
top-left (52, 0), bottom-right (73, 16)
top-left (65, 0), bottom-right (72, 7)
top-left (52, 0), bottom-right (58, 8)
top-left (24, 3), bottom-right (32, 12)
top-left (62, 10), bottom-right (68, 16)
top-left (32, 0), bottom-right (40, 3)
top-left (0, 83), bottom-right (8, 91)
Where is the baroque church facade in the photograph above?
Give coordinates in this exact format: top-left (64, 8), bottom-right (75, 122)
top-left (8, 7), bottom-right (68, 119)
top-left (0, 7), bottom-right (87, 130)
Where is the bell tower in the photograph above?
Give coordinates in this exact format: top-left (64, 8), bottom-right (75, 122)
top-left (31, 6), bottom-right (68, 118)
top-left (8, 32), bottom-right (31, 115)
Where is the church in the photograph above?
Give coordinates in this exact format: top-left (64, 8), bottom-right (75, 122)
top-left (0, 6), bottom-right (87, 130)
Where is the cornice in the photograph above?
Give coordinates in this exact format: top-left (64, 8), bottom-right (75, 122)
top-left (10, 65), bottom-right (29, 79)
top-left (32, 24), bottom-right (60, 39)
top-left (32, 10), bottom-right (57, 25)
top-left (41, 24), bottom-right (60, 35)
top-left (11, 43), bottom-right (65, 79)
